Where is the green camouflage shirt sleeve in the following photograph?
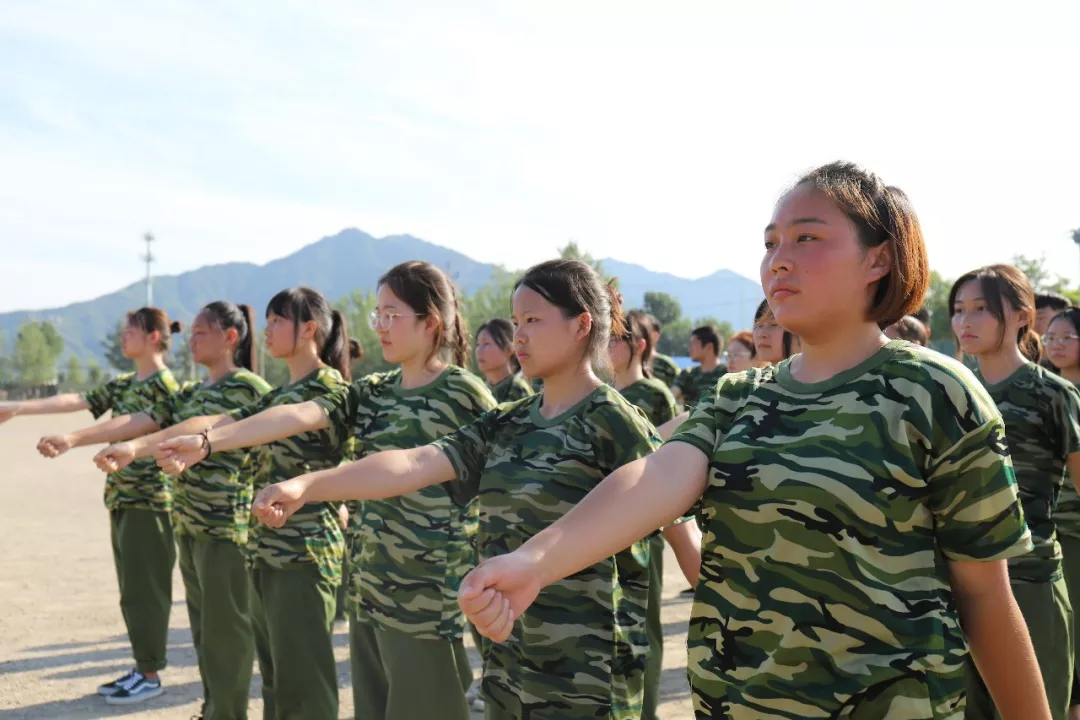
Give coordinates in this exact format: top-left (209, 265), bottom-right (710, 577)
top-left (82, 375), bottom-right (125, 419)
top-left (238, 367), bottom-right (352, 584)
top-left (491, 374), bottom-right (535, 404)
top-left (650, 353), bottom-right (680, 389)
top-left (1055, 380), bottom-right (1080, 457)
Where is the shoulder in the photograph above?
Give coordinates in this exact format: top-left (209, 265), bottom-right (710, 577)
top-left (156, 369), bottom-right (182, 393)
top-left (585, 385), bottom-right (654, 434)
top-left (444, 366), bottom-right (497, 402)
top-left (230, 369), bottom-right (273, 395)
top-left (312, 366), bottom-right (348, 394)
top-left (874, 343), bottom-right (999, 423)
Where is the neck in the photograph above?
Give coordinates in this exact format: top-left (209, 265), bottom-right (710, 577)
top-left (134, 354), bottom-right (167, 380)
top-left (791, 321), bottom-right (887, 384)
top-left (399, 353), bottom-right (448, 390)
top-left (538, 359), bottom-right (603, 419)
top-left (286, 348), bottom-right (325, 384)
top-left (205, 357), bottom-right (238, 383)
top-left (699, 354), bottom-right (719, 372)
top-left (484, 365), bottom-right (512, 387)
top-left (976, 344), bottom-right (1028, 385)
top-left (613, 361), bottom-right (644, 391)
top-left (1060, 366), bottom-right (1080, 385)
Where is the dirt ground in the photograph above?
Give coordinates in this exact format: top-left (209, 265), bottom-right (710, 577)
top-left (0, 412), bottom-right (696, 719)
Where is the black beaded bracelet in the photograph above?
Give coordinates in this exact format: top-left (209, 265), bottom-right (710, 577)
top-left (200, 429), bottom-right (212, 459)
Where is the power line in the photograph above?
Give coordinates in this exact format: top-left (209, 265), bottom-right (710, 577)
top-left (142, 232), bottom-right (155, 306)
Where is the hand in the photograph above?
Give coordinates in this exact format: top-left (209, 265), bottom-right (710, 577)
top-left (155, 435), bottom-right (207, 476)
top-left (252, 479), bottom-right (307, 528)
top-left (95, 443), bottom-right (136, 473)
top-left (337, 503), bottom-right (349, 530)
top-left (458, 552), bottom-right (544, 643)
top-left (37, 434), bottom-right (73, 458)
top-left (0, 402), bottom-right (19, 425)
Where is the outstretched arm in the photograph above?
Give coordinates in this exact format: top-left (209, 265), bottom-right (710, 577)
top-left (0, 395), bottom-right (90, 424)
top-left (252, 445), bottom-right (456, 527)
top-left (94, 414), bottom-right (230, 473)
top-left (459, 440), bottom-right (708, 641)
top-left (154, 401), bottom-right (330, 475)
top-left (38, 411), bottom-right (161, 458)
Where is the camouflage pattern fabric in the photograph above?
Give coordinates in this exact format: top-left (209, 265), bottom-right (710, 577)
top-left (667, 341), bottom-right (1032, 718)
top-left (1057, 481), bottom-right (1080, 541)
top-left (975, 362), bottom-right (1080, 582)
top-left (618, 377), bottom-right (677, 429)
top-left (314, 366), bottom-right (496, 640)
top-left (434, 385), bottom-right (661, 719)
top-left (650, 353), bottom-right (680, 389)
top-left (229, 366), bottom-right (354, 584)
top-left (146, 369), bottom-right (271, 545)
top-left (490, 373), bottom-right (534, 404)
top-left (673, 363), bottom-right (727, 410)
top-left (83, 369), bottom-right (182, 512)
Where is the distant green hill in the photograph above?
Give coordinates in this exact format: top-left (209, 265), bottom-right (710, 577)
top-left (0, 228), bottom-right (763, 365)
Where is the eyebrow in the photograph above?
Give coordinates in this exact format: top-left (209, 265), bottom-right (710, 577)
top-left (764, 217), bottom-right (829, 232)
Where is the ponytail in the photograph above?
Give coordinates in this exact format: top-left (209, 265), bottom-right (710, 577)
top-left (202, 301), bottom-right (257, 372)
top-left (1020, 328), bottom-right (1042, 363)
top-left (126, 307), bottom-right (178, 352)
top-left (170, 320), bottom-right (184, 335)
top-left (321, 309), bottom-right (365, 381)
top-left (449, 287), bottom-right (470, 368)
top-left (237, 304), bottom-right (257, 373)
top-left (625, 310), bottom-right (655, 378)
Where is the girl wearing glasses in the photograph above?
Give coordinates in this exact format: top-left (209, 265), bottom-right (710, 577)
top-left (1042, 305), bottom-right (1080, 719)
top-left (951, 265), bottom-right (1080, 719)
top-left (724, 330), bottom-right (756, 374)
top-left (0, 308), bottom-right (182, 705)
top-left (457, 163), bottom-right (1048, 719)
top-left (250, 259), bottom-right (701, 720)
top-left (475, 318), bottom-right (533, 403)
top-left (146, 262), bottom-right (497, 720)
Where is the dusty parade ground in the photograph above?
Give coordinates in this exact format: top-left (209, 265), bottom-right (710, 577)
top-left (0, 412), bottom-right (695, 719)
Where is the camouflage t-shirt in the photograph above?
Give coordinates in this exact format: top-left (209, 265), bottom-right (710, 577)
top-left (668, 341), bottom-right (1032, 718)
top-left (618, 377), bottom-right (677, 429)
top-left (315, 366), bottom-right (497, 640)
top-left (975, 362), bottom-right (1080, 582)
top-left (651, 353), bottom-right (680, 389)
top-left (434, 386), bottom-right (661, 719)
top-left (147, 369), bottom-right (271, 544)
top-left (673, 363), bottom-right (727, 410)
top-left (229, 366), bottom-right (354, 584)
top-left (83, 369), bottom-right (182, 513)
top-left (490, 373), bottom-right (534, 404)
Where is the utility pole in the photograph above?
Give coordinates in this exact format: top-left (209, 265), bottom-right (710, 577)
top-left (143, 232), bottom-right (155, 306)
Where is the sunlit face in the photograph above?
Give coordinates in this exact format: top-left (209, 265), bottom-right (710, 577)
top-left (475, 329), bottom-right (514, 373)
top-left (189, 311), bottom-right (235, 366)
top-left (752, 315), bottom-right (786, 365)
top-left (1036, 307), bottom-right (1061, 336)
top-left (951, 280), bottom-right (1028, 357)
top-left (688, 335), bottom-right (704, 363)
top-left (1045, 316), bottom-right (1080, 371)
top-left (726, 339), bottom-right (753, 373)
top-left (761, 184), bottom-right (890, 343)
top-left (511, 285), bottom-right (589, 380)
top-left (264, 313), bottom-right (316, 360)
top-left (120, 323), bottom-right (157, 360)
top-left (373, 284), bottom-right (436, 365)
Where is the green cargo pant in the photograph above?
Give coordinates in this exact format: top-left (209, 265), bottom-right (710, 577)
top-left (250, 565), bottom-right (338, 720)
top-left (110, 508), bottom-right (176, 674)
top-left (349, 619), bottom-right (472, 720)
top-left (177, 533), bottom-right (254, 720)
top-left (964, 576), bottom-right (1074, 720)
top-left (642, 534), bottom-right (665, 720)
top-left (1060, 535), bottom-right (1080, 706)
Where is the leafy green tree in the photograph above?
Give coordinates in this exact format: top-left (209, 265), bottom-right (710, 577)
top-left (103, 321), bottom-right (135, 373)
top-left (641, 292), bottom-right (682, 328)
top-left (62, 356), bottom-right (85, 391)
top-left (0, 330), bottom-right (11, 384)
top-left (1012, 254), bottom-right (1078, 303)
top-left (86, 359), bottom-right (105, 387)
top-left (14, 321), bottom-right (64, 385)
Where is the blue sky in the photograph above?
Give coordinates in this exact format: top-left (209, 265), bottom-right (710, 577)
top-left (2, 1), bottom-right (1079, 312)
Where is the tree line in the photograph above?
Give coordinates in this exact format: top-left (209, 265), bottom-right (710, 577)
top-left (1, 249), bottom-right (1072, 393)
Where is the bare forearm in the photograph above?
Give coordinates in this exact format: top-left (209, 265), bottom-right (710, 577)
top-left (11, 394), bottom-right (90, 415)
top-left (298, 446), bottom-right (454, 504)
top-left (657, 411), bottom-right (690, 441)
top-left (69, 413), bottom-right (159, 448)
top-left (662, 520), bottom-right (702, 587)
top-left (207, 402), bottom-right (327, 453)
top-left (958, 586), bottom-right (1050, 719)
top-left (525, 445), bottom-right (706, 587)
top-left (130, 415), bottom-right (227, 459)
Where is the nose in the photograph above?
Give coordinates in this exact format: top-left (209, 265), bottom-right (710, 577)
top-left (767, 241), bottom-right (794, 275)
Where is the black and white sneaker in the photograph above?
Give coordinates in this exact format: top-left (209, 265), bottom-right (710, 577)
top-left (97, 669), bottom-right (138, 696)
top-left (104, 672), bottom-right (163, 705)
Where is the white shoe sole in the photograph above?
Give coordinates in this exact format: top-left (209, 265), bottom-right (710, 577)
top-left (105, 686), bottom-right (164, 705)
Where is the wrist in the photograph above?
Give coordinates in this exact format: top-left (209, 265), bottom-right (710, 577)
top-left (65, 432), bottom-right (81, 448)
top-left (519, 532), bottom-right (559, 587)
